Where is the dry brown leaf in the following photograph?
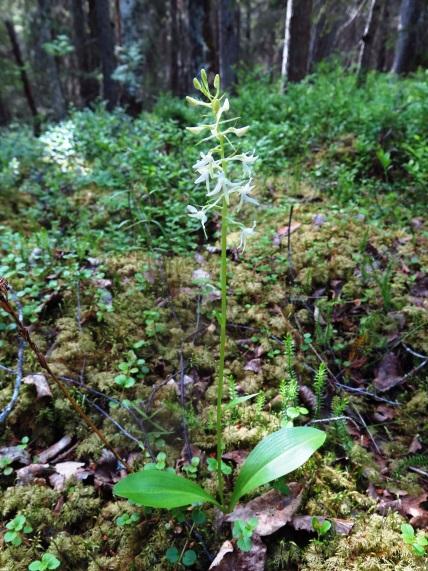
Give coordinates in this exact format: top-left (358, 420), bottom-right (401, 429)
top-left (225, 485), bottom-right (303, 537)
top-left (23, 373), bottom-right (52, 399)
top-left (222, 450), bottom-right (249, 466)
top-left (244, 359), bottom-right (262, 374)
top-left (209, 535), bottom-right (266, 571)
top-left (378, 492), bottom-right (428, 528)
top-left (0, 446), bottom-right (31, 465)
top-left (373, 405), bottom-right (396, 422)
top-left (54, 461), bottom-right (85, 478)
top-left (373, 352), bottom-right (402, 391)
top-left (408, 435), bottom-right (423, 454)
top-left (16, 463), bottom-right (51, 485)
top-left (272, 223), bottom-right (301, 246)
top-left (291, 515), bottom-right (354, 535)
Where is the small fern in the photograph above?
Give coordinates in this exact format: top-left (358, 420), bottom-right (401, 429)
top-left (228, 376), bottom-right (238, 402)
top-left (284, 333), bottom-right (295, 373)
top-left (255, 392), bottom-right (266, 419)
top-left (313, 362), bottom-right (327, 418)
top-left (394, 454), bottom-right (428, 477)
top-left (331, 395), bottom-right (351, 450)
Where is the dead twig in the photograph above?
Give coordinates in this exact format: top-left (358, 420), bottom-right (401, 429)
top-left (0, 281), bottom-right (131, 472)
top-left (0, 290), bottom-right (25, 424)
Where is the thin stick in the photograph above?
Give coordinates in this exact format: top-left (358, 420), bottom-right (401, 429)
top-left (287, 203), bottom-right (295, 282)
top-left (0, 290), bottom-right (25, 423)
top-left (0, 289), bottom-right (130, 471)
top-left (179, 351), bottom-right (192, 462)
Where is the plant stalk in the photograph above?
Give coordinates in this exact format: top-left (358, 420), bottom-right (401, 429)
top-left (216, 136), bottom-right (228, 507)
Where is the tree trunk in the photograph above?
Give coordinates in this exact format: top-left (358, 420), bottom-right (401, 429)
top-left (35, 0), bottom-right (67, 120)
top-left (218, 0), bottom-right (240, 90)
top-left (391, 0), bottom-right (420, 73)
top-left (4, 19), bottom-right (40, 134)
top-left (0, 93), bottom-right (9, 126)
top-left (376, 0), bottom-right (390, 71)
top-left (282, 0), bottom-right (313, 88)
top-left (71, 0), bottom-right (99, 104)
top-left (170, 0), bottom-right (179, 94)
top-left (188, 0), bottom-right (209, 80)
top-left (357, 0), bottom-right (383, 84)
top-left (94, 0), bottom-right (118, 109)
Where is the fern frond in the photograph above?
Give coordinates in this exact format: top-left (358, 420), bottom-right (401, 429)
top-left (313, 362), bottom-right (327, 418)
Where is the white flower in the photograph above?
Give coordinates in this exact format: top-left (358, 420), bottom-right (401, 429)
top-left (239, 222), bottom-right (256, 252)
top-left (207, 171), bottom-right (229, 197)
top-left (235, 178), bottom-right (258, 210)
top-left (239, 153), bottom-right (258, 175)
top-left (8, 158), bottom-right (20, 176)
top-left (193, 152), bottom-right (219, 188)
top-left (187, 205), bottom-right (208, 237)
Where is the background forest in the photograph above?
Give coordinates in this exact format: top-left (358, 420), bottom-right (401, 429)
top-left (1, 1), bottom-right (428, 571)
top-left (0, 0), bottom-right (427, 123)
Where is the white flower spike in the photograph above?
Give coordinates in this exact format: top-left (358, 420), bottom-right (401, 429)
top-left (186, 69), bottom-right (258, 253)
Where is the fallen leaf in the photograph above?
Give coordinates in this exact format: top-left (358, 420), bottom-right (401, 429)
top-left (291, 515), bottom-right (354, 535)
top-left (378, 492), bottom-right (428, 528)
top-left (244, 359), bottom-right (262, 374)
top-left (0, 446), bottom-right (31, 465)
top-left (23, 373), bottom-right (52, 399)
top-left (54, 461), bottom-right (85, 478)
top-left (16, 464), bottom-right (51, 485)
top-left (312, 213), bottom-right (326, 226)
top-left (373, 405), bottom-right (395, 423)
top-left (273, 223), bottom-right (301, 246)
top-left (409, 435), bottom-right (423, 454)
top-left (209, 534), bottom-right (266, 571)
top-left (373, 352), bottom-right (402, 391)
top-left (222, 450), bottom-right (249, 466)
top-left (225, 485), bottom-right (303, 536)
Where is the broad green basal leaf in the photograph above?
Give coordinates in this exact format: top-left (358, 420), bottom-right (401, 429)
top-left (114, 470), bottom-right (219, 509)
top-left (229, 426), bottom-right (325, 509)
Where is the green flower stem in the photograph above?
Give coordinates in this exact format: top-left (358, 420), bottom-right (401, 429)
top-left (216, 136), bottom-right (228, 507)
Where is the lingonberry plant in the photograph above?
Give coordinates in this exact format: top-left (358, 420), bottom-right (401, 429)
top-left (114, 71), bottom-right (325, 513)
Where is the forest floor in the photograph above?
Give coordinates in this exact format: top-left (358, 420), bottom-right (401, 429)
top-left (1, 71), bottom-right (428, 570)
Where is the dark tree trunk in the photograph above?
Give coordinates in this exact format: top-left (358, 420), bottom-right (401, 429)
top-left (87, 0), bottom-right (100, 66)
top-left (71, 0), bottom-right (99, 104)
top-left (282, 0), bottom-right (313, 86)
top-left (391, 0), bottom-right (421, 73)
top-left (357, 0), bottom-right (383, 84)
top-left (94, 0), bottom-right (118, 109)
top-left (4, 19), bottom-right (40, 134)
top-left (0, 93), bottom-right (9, 126)
top-left (218, 0), bottom-right (240, 90)
top-left (170, 0), bottom-right (179, 94)
top-left (35, 0), bottom-right (67, 120)
top-left (188, 0), bottom-right (209, 80)
top-left (376, 0), bottom-right (391, 71)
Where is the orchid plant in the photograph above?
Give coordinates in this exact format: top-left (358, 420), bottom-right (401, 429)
top-left (114, 71), bottom-right (325, 514)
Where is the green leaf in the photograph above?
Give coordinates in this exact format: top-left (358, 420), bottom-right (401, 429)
top-left (412, 543), bottom-right (426, 557)
top-left (182, 549), bottom-right (197, 566)
top-left (225, 393), bottom-right (259, 409)
top-left (4, 531), bottom-right (17, 543)
top-left (229, 427), bottom-right (326, 509)
top-left (28, 562), bottom-right (42, 571)
top-left (42, 553), bottom-right (61, 569)
top-left (401, 523), bottom-right (415, 543)
top-left (113, 470), bottom-right (219, 509)
top-left (165, 547), bottom-right (179, 563)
